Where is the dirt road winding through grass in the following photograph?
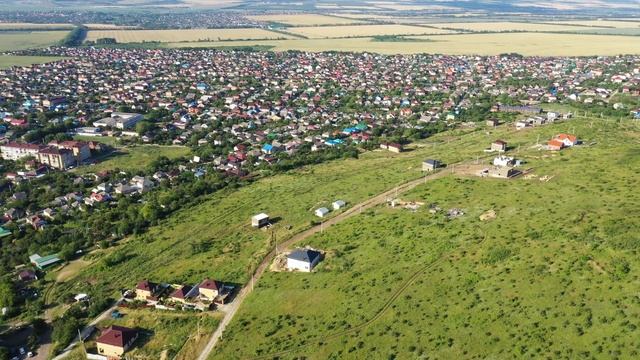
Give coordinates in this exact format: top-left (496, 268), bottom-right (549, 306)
top-left (196, 164), bottom-right (468, 360)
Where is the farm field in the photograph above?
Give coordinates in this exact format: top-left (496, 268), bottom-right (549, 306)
top-left (0, 22), bottom-right (74, 30)
top-left (210, 117), bottom-right (640, 359)
top-left (562, 28), bottom-right (640, 36)
top-left (182, 0), bottom-right (242, 8)
top-left (0, 30), bottom-right (69, 51)
top-left (371, 2), bottom-right (459, 11)
top-left (428, 21), bottom-right (602, 32)
top-left (0, 55), bottom-right (64, 69)
top-left (286, 24), bottom-right (456, 38)
top-left (248, 14), bottom-right (365, 26)
top-left (85, 28), bottom-right (295, 43)
top-left (549, 20), bottom-right (640, 28)
top-left (167, 32), bottom-right (640, 56)
top-left (83, 23), bottom-right (138, 29)
top-left (76, 145), bottom-right (191, 174)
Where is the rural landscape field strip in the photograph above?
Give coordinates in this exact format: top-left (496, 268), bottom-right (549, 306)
top-left (165, 32), bottom-right (640, 55)
top-left (85, 28), bottom-right (295, 43)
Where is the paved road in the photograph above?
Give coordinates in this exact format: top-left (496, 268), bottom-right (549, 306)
top-left (196, 166), bottom-right (456, 360)
top-left (52, 298), bottom-right (122, 360)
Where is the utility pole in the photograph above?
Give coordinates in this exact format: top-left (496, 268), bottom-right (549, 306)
top-left (272, 228), bottom-right (278, 255)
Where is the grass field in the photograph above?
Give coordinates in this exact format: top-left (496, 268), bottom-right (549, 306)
top-left (248, 14), bottom-right (365, 26)
top-left (167, 32), bottom-right (640, 56)
top-left (0, 22), bottom-right (74, 30)
top-left (286, 24), bottom-right (456, 38)
top-left (72, 135), bottom-right (121, 146)
top-left (0, 30), bottom-right (69, 51)
top-left (210, 117), bottom-right (640, 359)
top-left (0, 55), bottom-right (64, 69)
top-left (429, 21), bottom-right (602, 32)
top-left (76, 145), bottom-right (191, 173)
top-left (85, 28), bottom-right (295, 43)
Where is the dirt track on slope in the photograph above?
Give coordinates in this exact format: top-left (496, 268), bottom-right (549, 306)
top-left (196, 165), bottom-right (460, 360)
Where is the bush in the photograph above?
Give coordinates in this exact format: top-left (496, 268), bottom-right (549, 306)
top-left (482, 246), bottom-right (513, 265)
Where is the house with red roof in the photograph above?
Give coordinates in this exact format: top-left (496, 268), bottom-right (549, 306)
top-left (547, 139), bottom-right (564, 151)
top-left (96, 325), bottom-right (139, 358)
top-left (198, 279), bottom-right (222, 301)
top-left (135, 280), bottom-right (160, 302)
top-left (170, 285), bottom-right (195, 304)
top-left (556, 133), bottom-right (578, 147)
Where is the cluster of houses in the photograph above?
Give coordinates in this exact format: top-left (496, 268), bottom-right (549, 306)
top-left (0, 48), bottom-right (636, 181)
top-left (514, 111), bottom-right (572, 130)
top-left (0, 172), bottom-right (160, 231)
top-left (132, 279), bottom-right (233, 310)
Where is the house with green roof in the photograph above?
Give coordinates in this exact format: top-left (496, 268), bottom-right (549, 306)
top-left (0, 227), bottom-right (11, 238)
top-left (29, 253), bottom-right (62, 270)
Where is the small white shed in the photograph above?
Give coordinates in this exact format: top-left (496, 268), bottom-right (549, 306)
top-left (315, 207), bottom-right (330, 218)
top-left (251, 213), bottom-right (269, 228)
top-left (332, 200), bottom-right (346, 210)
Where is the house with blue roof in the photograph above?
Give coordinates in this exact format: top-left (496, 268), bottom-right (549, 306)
top-left (22, 99), bottom-right (35, 109)
top-left (342, 127), bottom-right (360, 135)
top-left (196, 83), bottom-right (209, 92)
top-left (324, 139), bottom-right (344, 146)
top-left (262, 143), bottom-right (279, 154)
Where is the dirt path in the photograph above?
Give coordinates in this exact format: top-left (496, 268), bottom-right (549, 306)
top-left (196, 166), bottom-right (454, 360)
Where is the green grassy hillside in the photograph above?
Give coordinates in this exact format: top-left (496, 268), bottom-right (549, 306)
top-left (209, 117), bottom-right (640, 359)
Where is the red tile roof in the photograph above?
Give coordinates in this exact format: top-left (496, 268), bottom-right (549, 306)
top-left (556, 133), bottom-right (577, 143)
top-left (170, 285), bottom-right (193, 299)
top-left (2, 142), bottom-right (42, 150)
top-left (548, 139), bottom-right (564, 148)
top-left (96, 325), bottom-right (137, 348)
top-left (136, 280), bottom-right (157, 292)
top-left (199, 278), bottom-right (221, 291)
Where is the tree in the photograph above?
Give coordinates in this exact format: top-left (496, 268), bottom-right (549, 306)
top-left (135, 121), bottom-right (154, 135)
top-left (51, 316), bottom-right (81, 348)
top-left (0, 281), bottom-right (15, 310)
top-left (0, 347), bottom-right (8, 360)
